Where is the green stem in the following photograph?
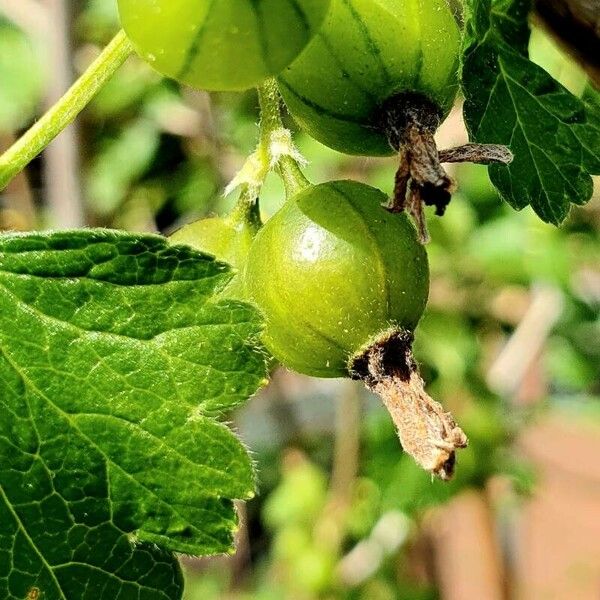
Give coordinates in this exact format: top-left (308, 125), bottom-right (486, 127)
top-left (0, 30), bottom-right (133, 192)
top-left (228, 186), bottom-right (262, 234)
top-left (257, 78), bottom-right (311, 198)
top-left (257, 77), bottom-right (285, 150)
top-left (229, 78), bottom-right (311, 225)
top-left (278, 155), bottom-right (310, 198)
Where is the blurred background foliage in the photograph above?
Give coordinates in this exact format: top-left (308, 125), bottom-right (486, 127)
top-left (0, 1), bottom-right (599, 598)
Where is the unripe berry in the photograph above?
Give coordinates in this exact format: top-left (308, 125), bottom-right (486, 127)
top-left (171, 213), bottom-right (257, 298)
top-left (245, 180), bottom-right (429, 377)
top-left (279, 0), bottom-right (461, 156)
top-left (118, 0), bottom-right (332, 91)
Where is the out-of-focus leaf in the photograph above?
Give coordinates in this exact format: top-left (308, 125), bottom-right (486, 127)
top-left (86, 118), bottom-right (161, 214)
top-left (0, 20), bottom-right (43, 132)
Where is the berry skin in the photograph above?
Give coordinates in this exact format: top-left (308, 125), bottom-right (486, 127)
top-left (278, 0), bottom-right (461, 156)
top-left (118, 0), bottom-right (332, 91)
top-left (245, 180), bottom-right (429, 378)
top-left (170, 214), bottom-right (257, 298)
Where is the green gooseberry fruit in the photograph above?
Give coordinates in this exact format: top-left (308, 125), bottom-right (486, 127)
top-left (278, 0), bottom-right (461, 156)
top-left (245, 180), bottom-right (429, 378)
top-left (245, 180), bottom-right (468, 479)
top-left (170, 210), bottom-right (258, 298)
top-left (117, 0), bottom-right (332, 92)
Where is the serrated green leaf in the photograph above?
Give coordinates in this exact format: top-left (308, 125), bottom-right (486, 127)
top-left (462, 0), bottom-right (600, 224)
top-left (582, 84), bottom-right (600, 112)
top-left (0, 230), bottom-right (268, 599)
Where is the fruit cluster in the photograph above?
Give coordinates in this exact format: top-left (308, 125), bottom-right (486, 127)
top-left (118, 0), bottom-right (479, 477)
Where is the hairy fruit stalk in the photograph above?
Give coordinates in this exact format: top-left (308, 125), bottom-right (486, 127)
top-left (381, 93), bottom-right (514, 242)
top-left (351, 331), bottom-right (468, 479)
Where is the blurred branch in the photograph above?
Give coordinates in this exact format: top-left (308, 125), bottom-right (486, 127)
top-left (330, 381), bottom-right (362, 501)
top-left (43, 0), bottom-right (84, 229)
top-left (0, 0), bottom-right (49, 38)
top-left (265, 371), bottom-right (303, 445)
top-left (486, 285), bottom-right (563, 399)
top-left (0, 134), bottom-right (36, 230)
top-left (338, 511), bottom-right (411, 587)
top-left (427, 490), bottom-right (506, 600)
top-left (534, 0), bottom-right (600, 87)
top-left (315, 381), bottom-right (362, 556)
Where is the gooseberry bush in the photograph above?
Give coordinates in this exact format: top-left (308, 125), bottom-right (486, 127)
top-left (0, 0), bottom-right (598, 598)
